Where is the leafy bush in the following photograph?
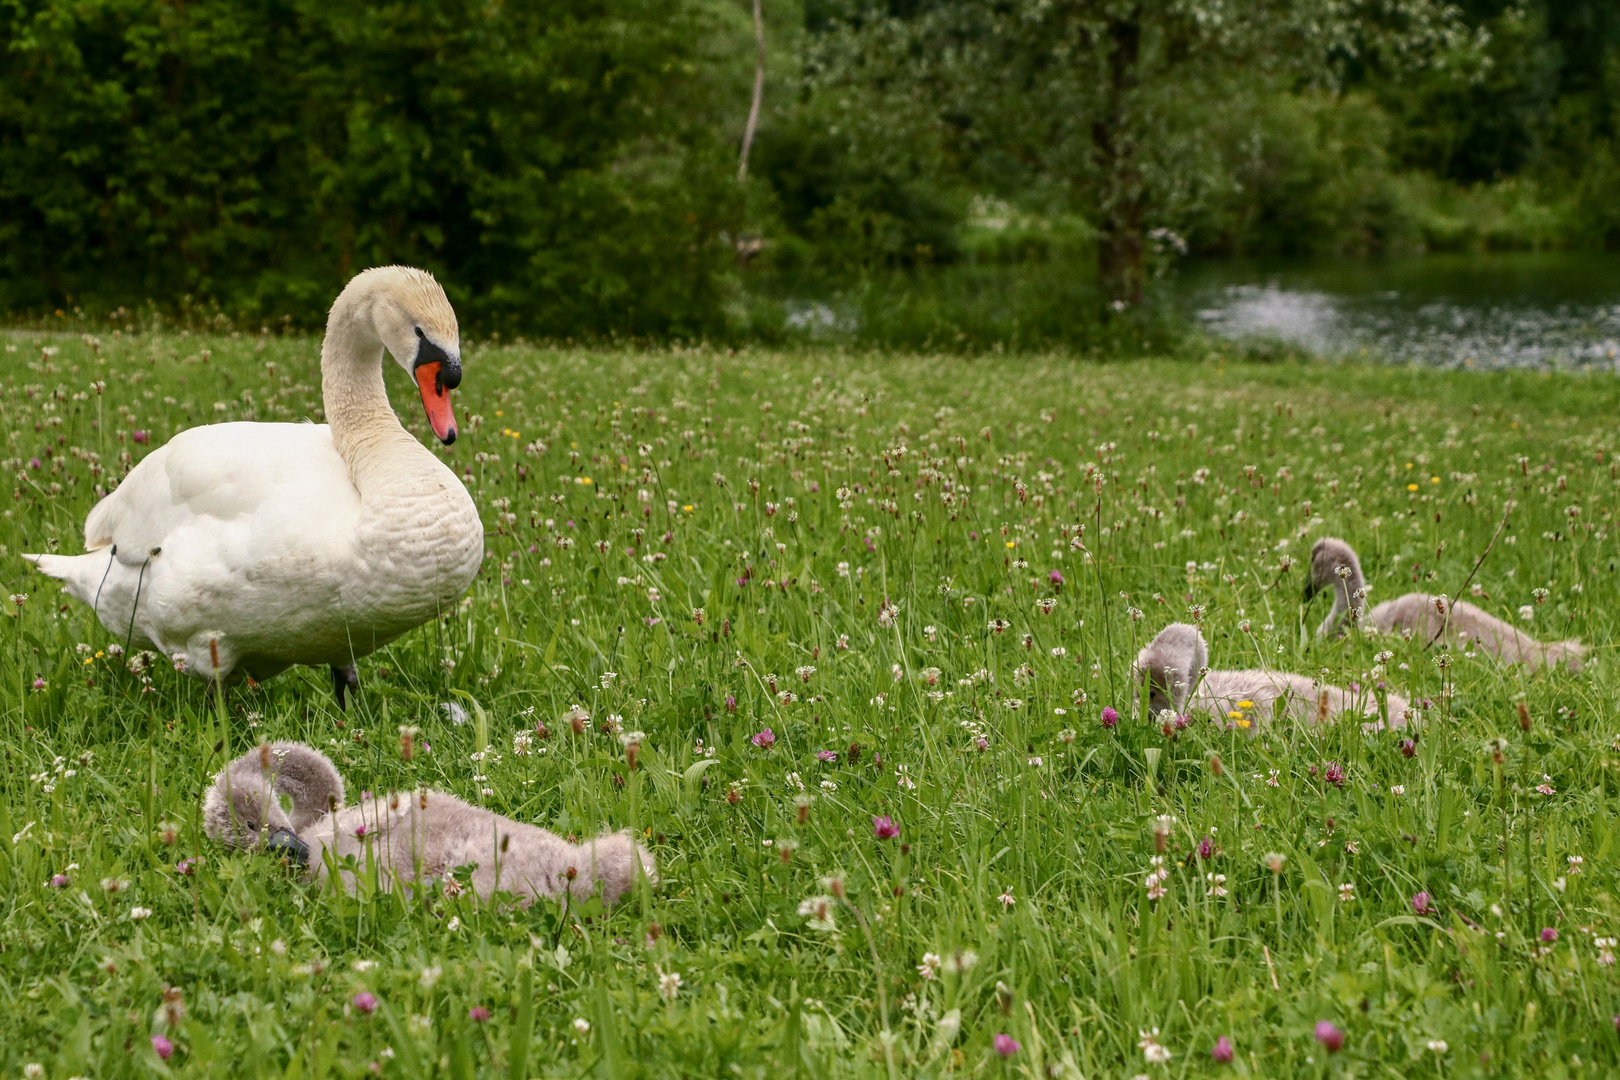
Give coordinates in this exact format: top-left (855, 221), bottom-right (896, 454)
top-left (0, 0), bottom-right (744, 335)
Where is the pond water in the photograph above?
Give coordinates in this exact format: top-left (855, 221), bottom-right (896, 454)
top-left (1176, 251), bottom-right (1620, 370)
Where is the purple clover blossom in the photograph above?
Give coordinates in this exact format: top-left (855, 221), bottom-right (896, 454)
top-left (1411, 891), bottom-right (1433, 915)
top-left (1100, 706), bottom-right (1118, 729)
top-left (1314, 1021), bottom-right (1344, 1053)
top-left (1211, 1036), bottom-right (1234, 1064)
top-left (152, 1034), bottom-right (174, 1060)
top-left (1323, 761), bottom-right (1347, 788)
top-left (993, 1033), bottom-right (1020, 1057)
top-left (352, 992), bottom-right (378, 1015)
top-left (872, 816), bottom-right (900, 840)
top-left (816, 750), bottom-right (838, 763)
top-left (751, 728), bottom-right (775, 749)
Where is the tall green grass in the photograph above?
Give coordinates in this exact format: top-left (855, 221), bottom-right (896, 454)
top-left (0, 330), bottom-right (1617, 1077)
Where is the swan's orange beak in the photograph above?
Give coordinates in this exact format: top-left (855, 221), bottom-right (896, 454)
top-left (414, 361), bottom-right (458, 445)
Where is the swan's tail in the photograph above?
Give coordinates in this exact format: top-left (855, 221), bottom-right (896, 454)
top-left (1537, 639), bottom-right (1586, 674)
top-left (576, 830), bottom-right (657, 905)
top-left (20, 550), bottom-right (113, 609)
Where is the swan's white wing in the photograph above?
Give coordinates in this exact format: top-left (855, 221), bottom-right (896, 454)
top-left (86, 422), bottom-right (353, 560)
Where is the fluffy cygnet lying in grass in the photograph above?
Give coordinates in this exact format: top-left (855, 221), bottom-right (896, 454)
top-left (203, 742), bottom-right (654, 904)
top-left (1307, 537), bottom-right (1584, 673)
top-left (1134, 622), bottom-right (1412, 730)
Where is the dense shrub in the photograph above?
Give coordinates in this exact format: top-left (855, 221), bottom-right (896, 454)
top-left (0, 0), bottom-right (744, 334)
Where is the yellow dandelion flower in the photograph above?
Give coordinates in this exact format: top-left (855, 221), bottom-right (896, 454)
top-left (1227, 710), bottom-right (1243, 719)
top-left (682, 505), bottom-right (694, 513)
top-left (1006, 541), bottom-right (1016, 548)
top-left (1237, 717), bottom-right (1252, 729)
top-left (1237, 700), bottom-right (1255, 709)
top-left (576, 477), bottom-right (593, 485)
top-left (1407, 483), bottom-right (1419, 492)
top-left (1430, 476), bottom-right (1439, 484)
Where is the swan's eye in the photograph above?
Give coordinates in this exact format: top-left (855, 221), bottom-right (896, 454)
top-left (414, 326), bottom-right (424, 339)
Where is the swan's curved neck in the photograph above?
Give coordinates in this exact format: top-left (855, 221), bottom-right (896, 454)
top-left (1318, 560), bottom-right (1366, 637)
top-left (320, 292), bottom-right (425, 491)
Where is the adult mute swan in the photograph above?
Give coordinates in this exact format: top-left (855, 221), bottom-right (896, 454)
top-left (24, 266), bottom-right (484, 705)
top-left (1134, 622), bottom-right (1412, 730)
top-left (203, 742), bottom-right (655, 903)
top-left (1305, 537), bottom-right (1584, 673)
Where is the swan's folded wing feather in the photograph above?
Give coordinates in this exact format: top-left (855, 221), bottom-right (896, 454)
top-left (84, 423), bottom-right (350, 559)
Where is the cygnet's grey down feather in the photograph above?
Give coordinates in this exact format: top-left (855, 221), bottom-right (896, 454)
top-left (203, 742), bottom-right (654, 904)
top-left (1307, 537), bottom-right (1585, 673)
top-left (1133, 622), bottom-right (1413, 730)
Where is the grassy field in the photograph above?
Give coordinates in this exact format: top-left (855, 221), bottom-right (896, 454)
top-left (2, 330), bottom-right (1619, 1079)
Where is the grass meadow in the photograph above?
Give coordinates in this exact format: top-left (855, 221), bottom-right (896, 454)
top-left (2, 329), bottom-right (1619, 1079)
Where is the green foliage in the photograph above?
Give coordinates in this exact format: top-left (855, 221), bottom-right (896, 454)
top-left (0, 0), bottom-right (745, 334)
top-left (3, 332), bottom-right (1620, 1075)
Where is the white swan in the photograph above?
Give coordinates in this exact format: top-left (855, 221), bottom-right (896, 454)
top-left (1306, 537), bottom-right (1584, 673)
top-left (24, 266), bottom-right (484, 705)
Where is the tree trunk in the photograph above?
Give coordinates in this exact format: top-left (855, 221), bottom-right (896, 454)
top-left (737, 0), bottom-right (766, 183)
top-left (1092, 10), bottom-right (1144, 309)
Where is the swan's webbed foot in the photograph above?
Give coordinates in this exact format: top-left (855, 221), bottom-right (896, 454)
top-left (331, 664), bottom-right (359, 710)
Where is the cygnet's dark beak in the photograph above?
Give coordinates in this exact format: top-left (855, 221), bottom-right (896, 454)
top-left (265, 828), bottom-right (310, 867)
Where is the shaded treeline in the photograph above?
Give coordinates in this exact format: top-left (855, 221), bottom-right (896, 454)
top-left (0, 0), bottom-right (1615, 332)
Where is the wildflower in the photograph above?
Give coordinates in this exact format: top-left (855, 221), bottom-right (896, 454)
top-left (1101, 706), bottom-right (1118, 729)
top-left (1314, 1021), bottom-right (1344, 1053)
top-left (1536, 775), bottom-right (1556, 796)
top-left (1427, 1039), bottom-right (1448, 1054)
top-left (352, 992), bottom-right (378, 1015)
top-left (1267, 769), bottom-right (1280, 787)
top-left (23, 1066), bottom-right (44, 1079)
top-left (1541, 928), bottom-right (1558, 943)
top-left (467, 1007), bottom-right (491, 1023)
top-left (1211, 1035), bottom-right (1234, 1064)
top-left (420, 966), bottom-right (442, 989)
top-left (1196, 835), bottom-right (1216, 860)
top-left (564, 704), bottom-right (589, 734)
top-left (993, 1033), bottom-right (1020, 1057)
top-left (1036, 597), bottom-right (1057, 614)
top-left (1138, 1028), bottom-right (1172, 1064)
top-left (658, 970), bottom-right (683, 1002)
top-left (1411, 891), bottom-right (1433, 915)
top-left (998, 887), bottom-right (1015, 908)
top-left (573, 1018), bottom-right (591, 1035)
top-left (917, 952), bottom-right (942, 980)
top-left (1338, 882), bottom-right (1355, 903)
top-left (1569, 855), bottom-right (1584, 874)
top-left (151, 1035), bottom-right (174, 1060)
top-left (795, 665), bottom-right (815, 682)
top-left (1264, 852), bottom-right (1286, 874)
top-left (751, 728), bottom-right (775, 749)
top-left (130, 906), bottom-right (153, 920)
top-left (1206, 873), bottom-right (1228, 897)
top-left (1390, 784), bottom-right (1405, 796)
top-left (872, 815), bottom-right (900, 840)
top-left (798, 895), bottom-right (837, 932)
top-left (1323, 762), bottom-right (1346, 788)
top-left (101, 877), bottom-right (129, 894)
top-left (944, 948), bottom-right (978, 974)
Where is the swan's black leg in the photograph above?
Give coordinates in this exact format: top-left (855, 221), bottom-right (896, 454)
top-left (331, 664), bottom-right (359, 710)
